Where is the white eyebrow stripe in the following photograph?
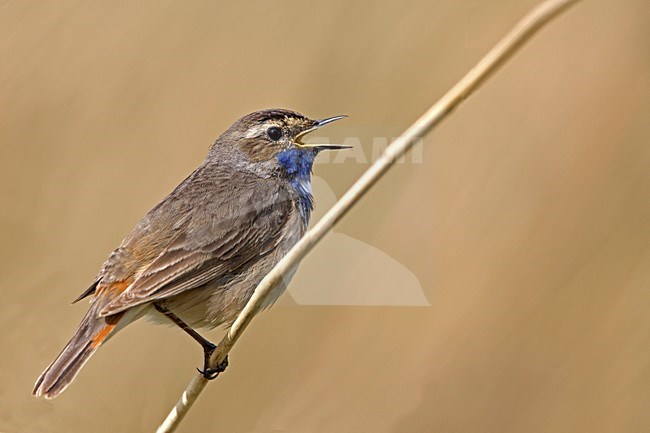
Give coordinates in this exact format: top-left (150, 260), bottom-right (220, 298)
top-left (244, 121), bottom-right (277, 138)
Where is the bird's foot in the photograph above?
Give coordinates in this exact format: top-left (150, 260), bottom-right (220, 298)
top-left (197, 343), bottom-right (229, 380)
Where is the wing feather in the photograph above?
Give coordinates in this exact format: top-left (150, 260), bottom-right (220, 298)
top-left (99, 175), bottom-right (293, 316)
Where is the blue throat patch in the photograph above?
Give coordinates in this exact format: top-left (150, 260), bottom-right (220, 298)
top-left (276, 148), bottom-right (317, 222)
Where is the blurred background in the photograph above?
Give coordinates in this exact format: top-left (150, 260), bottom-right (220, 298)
top-left (2, 1), bottom-right (650, 432)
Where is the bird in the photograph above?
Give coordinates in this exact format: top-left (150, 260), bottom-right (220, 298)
top-left (33, 108), bottom-right (348, 399)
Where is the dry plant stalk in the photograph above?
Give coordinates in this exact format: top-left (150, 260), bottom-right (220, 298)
top-left (156, 0), bottom-right (582, 431)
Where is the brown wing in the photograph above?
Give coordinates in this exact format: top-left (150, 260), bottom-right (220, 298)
top-left (98, 174), bottom-right (294, 316)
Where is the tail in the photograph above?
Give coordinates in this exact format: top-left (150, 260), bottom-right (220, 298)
top-left (33, 305), bottom-right (124, 399)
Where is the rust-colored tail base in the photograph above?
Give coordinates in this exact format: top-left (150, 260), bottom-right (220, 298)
top-left (33, 308), bottom-right (122, 399)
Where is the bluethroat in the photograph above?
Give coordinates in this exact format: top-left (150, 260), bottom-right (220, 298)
top-left (33, 108), bottom-right (347, 398)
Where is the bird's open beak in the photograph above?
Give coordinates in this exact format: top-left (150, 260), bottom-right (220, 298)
top-left (294, 115), bottom-right (351, 151)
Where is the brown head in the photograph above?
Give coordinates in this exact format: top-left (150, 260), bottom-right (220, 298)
top-left (208, 108), bottom-right (348, 168)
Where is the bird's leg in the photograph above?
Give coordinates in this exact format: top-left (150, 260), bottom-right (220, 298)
top-left (153, 303), bottom-right (228, 380)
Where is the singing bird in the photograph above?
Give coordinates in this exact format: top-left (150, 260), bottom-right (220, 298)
top-left (33, 109), bottom-right (347, 398)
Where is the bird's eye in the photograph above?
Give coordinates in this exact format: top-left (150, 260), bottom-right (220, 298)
top-left (267, 126), bottom-right (283, 141)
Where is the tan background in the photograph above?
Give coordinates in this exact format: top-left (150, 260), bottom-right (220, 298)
top-left (2, 1), bottom-right (650, 432)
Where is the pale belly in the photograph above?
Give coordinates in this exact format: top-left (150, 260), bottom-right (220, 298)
top-left (145, 213), bottom-right (306, 329)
